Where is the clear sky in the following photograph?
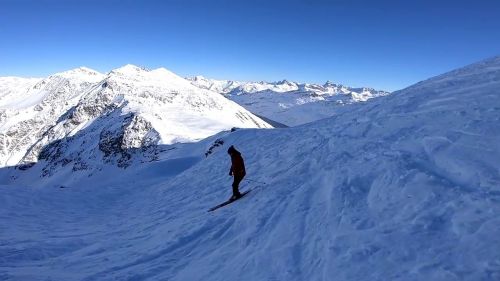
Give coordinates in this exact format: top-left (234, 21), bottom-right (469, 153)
top-left (1, 0), bottom-right (499, 91)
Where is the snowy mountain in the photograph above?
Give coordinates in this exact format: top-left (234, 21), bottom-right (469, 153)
top-left (1, 56), bottom-right (499, 280)
top-left (0, 65), bottom-right (271, 171)
top-left (0, 67), bottom-right (105, 168)
top-left (188, 75), bottom-right (389, 126)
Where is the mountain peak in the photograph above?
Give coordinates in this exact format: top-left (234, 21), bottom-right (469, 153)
top-left (150, 67), bottom-right (180, 78)
top-left (52, 67), bottom-right (104, 82)
top-left (193, 75), bottom-right (207, 81)
top-left (111, 64), bottom-right (149, 75)
top-left (109, 65), bottom-right (183, 83)
top-left (323, 80), bottom-right (338, 87)
top-left (276, 79), bottom-right (294, 86)
top-left (55, 66), bottom-right (102, 77)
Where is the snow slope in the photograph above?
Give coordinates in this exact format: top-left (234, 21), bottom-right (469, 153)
top-left (0, 77), bottom-right (42, 108)
top-left (1, 56), bottom-right (500, 280)
top-left (188, 76), bottom-right (389, 126)
top-left (0, 65), bottom-right (270, 168)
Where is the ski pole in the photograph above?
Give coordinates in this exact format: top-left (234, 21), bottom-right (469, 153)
top-left (244, 178), bottom-right (266, 185)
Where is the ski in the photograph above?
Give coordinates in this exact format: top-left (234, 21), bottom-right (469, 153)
top-left (208, 190), bottom-right (251, 212)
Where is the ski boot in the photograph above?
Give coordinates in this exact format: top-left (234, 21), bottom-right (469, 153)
top-left (230, 192), bottom-right (242, 201)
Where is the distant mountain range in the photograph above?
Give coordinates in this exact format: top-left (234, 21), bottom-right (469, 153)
top-left (187, 76), bottom-right (390, 126)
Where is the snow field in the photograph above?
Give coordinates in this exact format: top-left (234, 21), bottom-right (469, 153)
top-left (1, 56), bottom-right (499, 280)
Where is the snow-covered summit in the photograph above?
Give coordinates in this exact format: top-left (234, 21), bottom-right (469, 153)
top-left (0, 65), bottom-right (271, 169)
top-left (188, 75), bottom-right (242, 94)
top-left (109, 64), bottom-right (212, 94)
top-left (54, 66), bottom-right (104, 80)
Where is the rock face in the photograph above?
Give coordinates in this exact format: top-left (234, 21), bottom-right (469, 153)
top-left (188, 76), bottom-right (390, 126)
top-left (0, 68), bottom-right (105, 168)
top-left (0, 65), bottom-right (271, 173)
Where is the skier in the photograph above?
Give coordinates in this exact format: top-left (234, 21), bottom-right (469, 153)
top-left (228, 145), bottom-right (246, 200)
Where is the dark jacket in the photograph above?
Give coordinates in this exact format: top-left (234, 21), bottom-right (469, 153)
top-left (229, 147), bottom-right (246, 178)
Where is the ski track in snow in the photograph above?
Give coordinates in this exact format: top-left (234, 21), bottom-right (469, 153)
top-left (1, 57), bottom-right (500, 280)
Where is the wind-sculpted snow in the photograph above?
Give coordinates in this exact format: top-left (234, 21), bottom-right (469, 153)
top-left (1, 56), bottom-right (499, 280)
top-left (188, 76), bottom-right (389, 126)
top-left (0, 65), bottom-right (271, 170)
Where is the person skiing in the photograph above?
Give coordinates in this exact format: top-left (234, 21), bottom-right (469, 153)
top-left (228, 145), bottom-right (246, 200)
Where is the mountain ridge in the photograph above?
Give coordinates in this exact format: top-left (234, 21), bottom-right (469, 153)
top-left (187, 75), bottom-right (390, 126)
top-left (0, 65), bottom-right (271, 170)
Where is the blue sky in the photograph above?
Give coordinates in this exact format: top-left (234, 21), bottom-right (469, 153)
top-left (1, 0), bottom-right (499, 91)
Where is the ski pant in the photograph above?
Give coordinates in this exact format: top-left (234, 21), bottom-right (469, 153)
top-left (232, 174), bottom-right (244, 195)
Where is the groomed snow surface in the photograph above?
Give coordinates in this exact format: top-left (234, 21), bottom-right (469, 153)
top-left (1, 56), bottom-right (500, 280)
